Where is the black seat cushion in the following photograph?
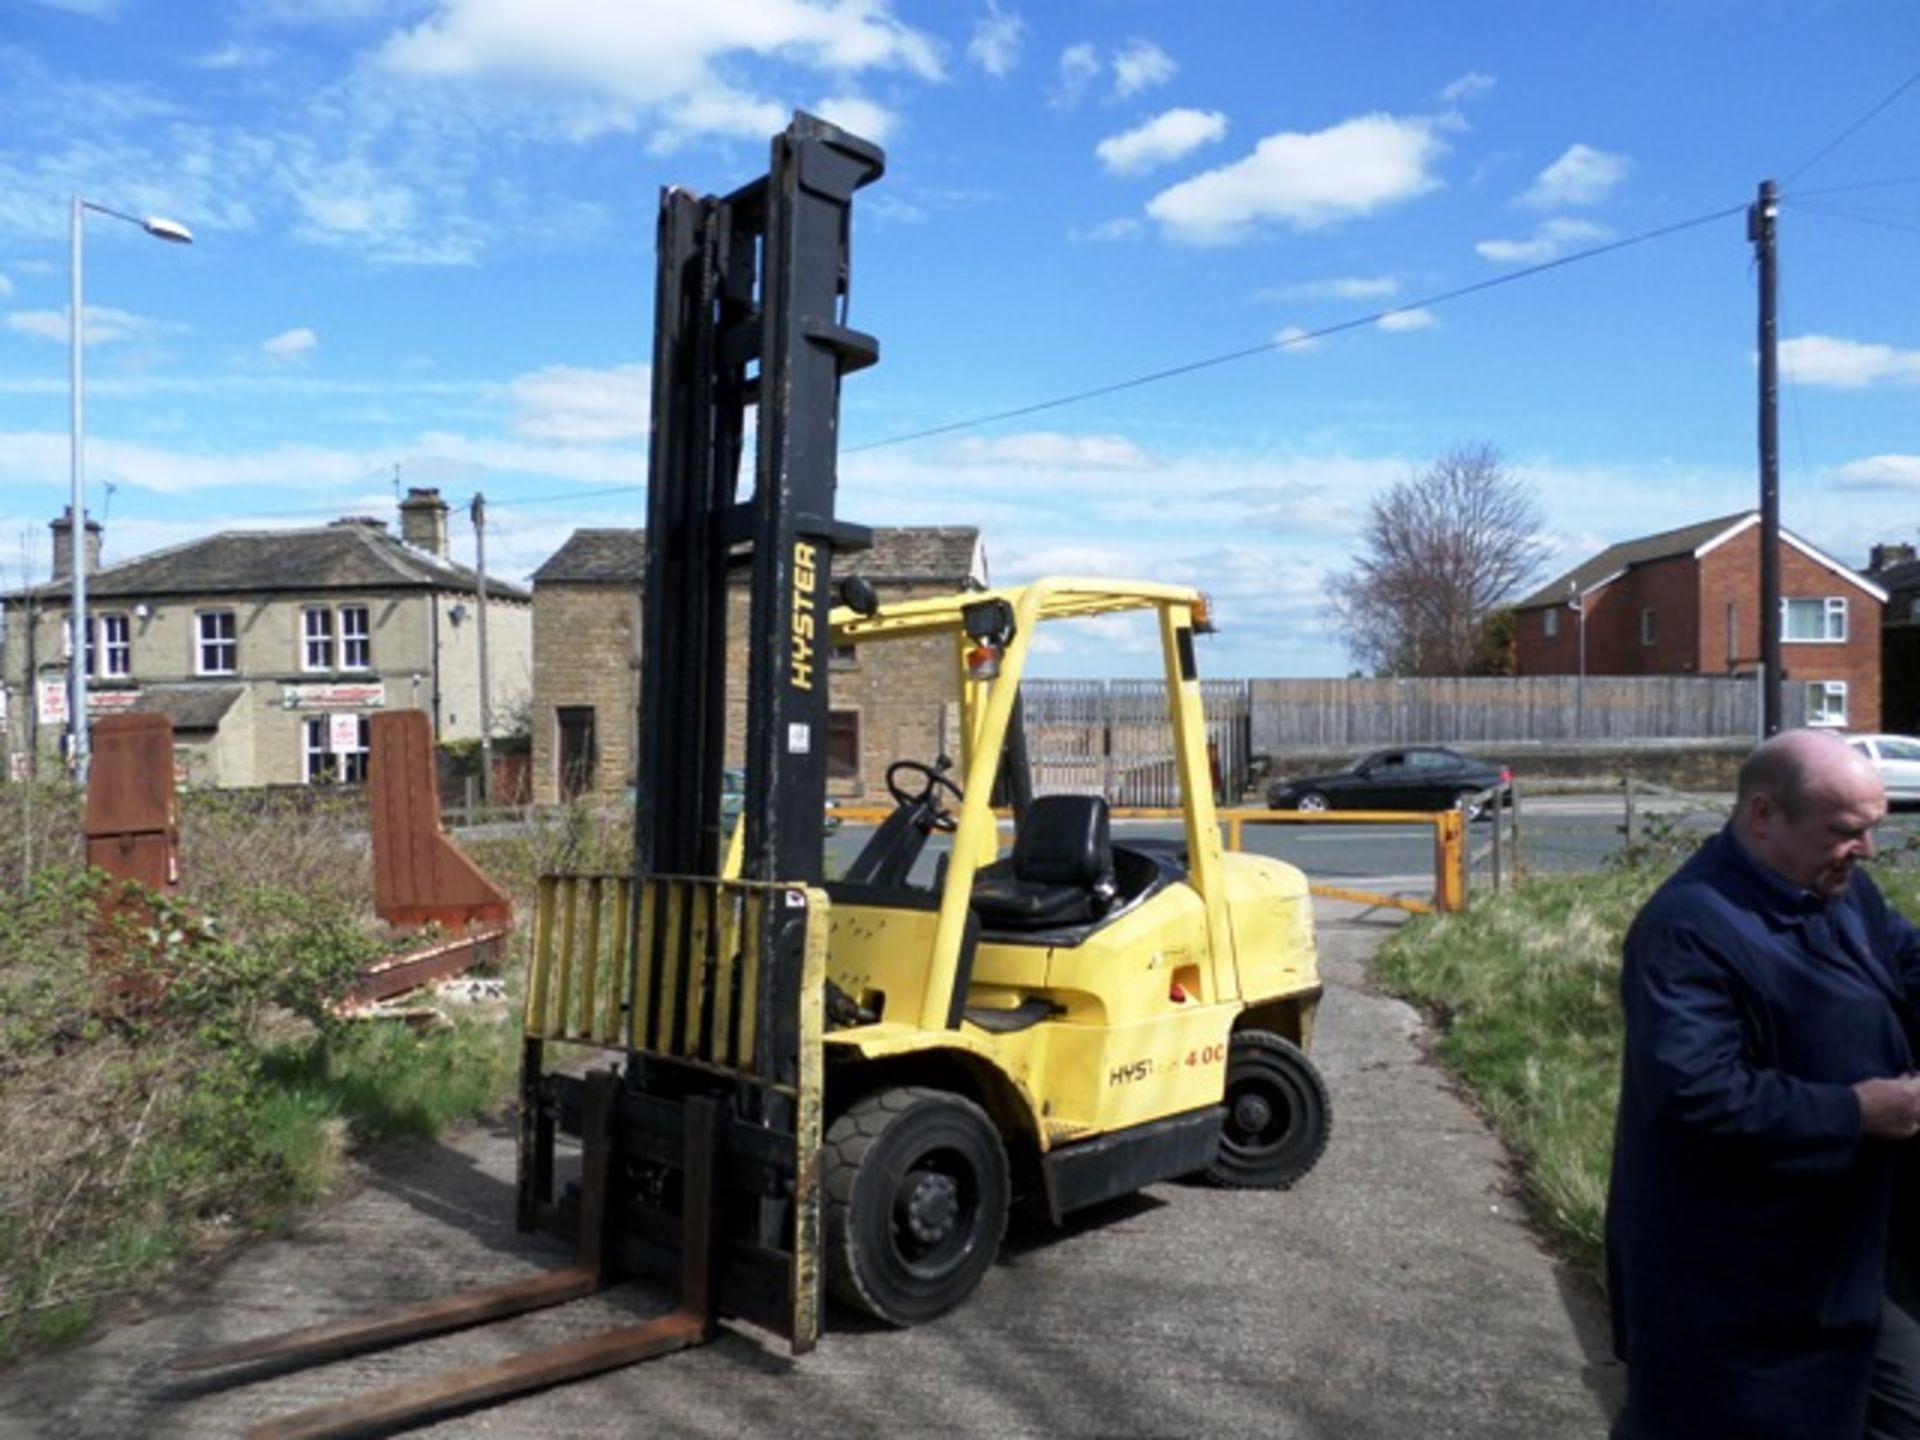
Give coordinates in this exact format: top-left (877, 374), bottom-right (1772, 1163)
top-left (972, 795), bottom-right (1116, 931)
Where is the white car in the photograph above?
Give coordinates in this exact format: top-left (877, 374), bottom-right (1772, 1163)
top-left (1846, 733), bottom-right (1920, 807)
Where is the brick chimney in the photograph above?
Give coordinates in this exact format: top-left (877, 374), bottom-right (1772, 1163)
top-left (398, 487), bottom-right (450, 558)
top-left (1869, 541), bottom-right (1917, 573)
top-left (49, 507), bottom-right (102, 582)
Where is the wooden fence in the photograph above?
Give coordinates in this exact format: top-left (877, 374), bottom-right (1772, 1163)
top-left (1249, 675), bottom-right (1761, 754)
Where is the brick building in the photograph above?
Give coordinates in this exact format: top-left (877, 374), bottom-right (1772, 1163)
top-left (1512, 512), bottom-right (1885, 730)
top-left (1865, 541), bottom-right (1920, 735)
top-left (528, 527), bottom-right (984, 804)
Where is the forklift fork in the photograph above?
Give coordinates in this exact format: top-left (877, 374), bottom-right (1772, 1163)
top-left (169, 1073), bottom-right (726, 1440)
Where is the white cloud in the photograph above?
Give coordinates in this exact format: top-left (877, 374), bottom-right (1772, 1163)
top-left (6, 304), bottom-right (167, 346)
top-left (1518, 143), bottom-right (1630, 209)
top-left (1439, 72), bottom-right (1495, 104)
top-left (0, 273), bottom-right (13, 300)
top-left (1054, 41), bottom-right (1100, 108)
top-left (1075, 216), bottom-right (1142, 243)
top-left (1781, 334), bottom-right (1920, 389)
top-left (1475, 217), bottom-right (1608, 264)
top-left (1835, 454), bottom-right (1920, 490)
top-left (198, 43), bottom-right (278, 70)
top-left (375, 0), bottom-right (942, 143)
top-left (261, 327), bottom-right (319, 363)
top-left (1096, 108), bottom-right (1227, 177)
top-left (1377, 308), bottom-right (1436, 333)
top-left (26, 0), bottom-right (122, 14)
top-left (1273, 325), bottom-right (1323, 355)
top-left (968, 3), bottom-right (1024, 77)
top-left (813, 93), bottom-right (895, 144)
top-left (1147, 113), bottom-right (1446, 245)
top-left (508, 362), bottom-right (651, 442)
top-left (1111, 38), bottom-right (1174, 98)
top-left (947, 432), bottom-right (1152, 469)
top-left (1262, 276), bottom-right (1399, 302)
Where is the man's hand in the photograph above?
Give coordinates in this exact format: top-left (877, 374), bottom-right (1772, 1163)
top-left (1855, 1076), bottom-right (1920, 1139)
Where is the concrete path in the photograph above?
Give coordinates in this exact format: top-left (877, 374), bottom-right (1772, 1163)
top-left (0, 901), bottom-right (1621, 1438)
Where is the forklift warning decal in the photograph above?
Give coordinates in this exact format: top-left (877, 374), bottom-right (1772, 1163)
top-left (790, 541), bottom-right (819, 691)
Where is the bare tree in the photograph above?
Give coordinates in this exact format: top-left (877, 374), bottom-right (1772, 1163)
top-left (1324, 445), bottom-right (1547, 676)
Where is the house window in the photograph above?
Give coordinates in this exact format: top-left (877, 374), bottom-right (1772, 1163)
top-left (197, 610), bottom-right (237, 675)
top-left (302, 608), bottom-right (334, 671)
top-left (1640, 608), bottom-right (1657, 647)
top-left (340, 605), bottom-right (371, 670)
top-left (828, 709), bottom-right (860, 781)
top-left (1725, 602), bottom-right (1738, 664)
top-left (830, 643), bottom-right (859, 670)
top-left (99, 613), bottom-right (130, 677)
top-left (1781, 596), bottom-right (1847, 643)
top-left (556, 706), bottom-right (596, 800)
top-left (1543, 609), bottom-right (1559, 640)
top-left (1805, 681), bottom-right (1848, 728)
top-left (303, 714), bottom-right (370, 784)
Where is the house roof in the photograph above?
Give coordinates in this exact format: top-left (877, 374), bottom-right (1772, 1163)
top-left (130, 684), bottom-right (245, 732)
top-left (533, 525), bottom-right (984, 587)
top-left (9, 520), bottom-right (530, 604)
top-left (1515, 511), bottom-right (1887, 610)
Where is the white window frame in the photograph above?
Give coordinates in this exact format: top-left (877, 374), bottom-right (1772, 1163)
top-left (196, 610), bottom-right (237, 675)
top-left (1805, 680), bottom-right (1848, 727)
top-left (339, 605), bottom-right (371, 671)
top-left (1781, 596), bottom-right (1848, 643)
top-left (99, 613), bottom-right (131, 678)
top-left (304, 714), bottom-right (370, 784)
top-left (1640, 607), bottom-right (1657, 647)
top-left (301, 607), bottom-right (335, 672)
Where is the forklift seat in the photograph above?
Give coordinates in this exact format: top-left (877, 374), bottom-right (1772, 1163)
top-left (971, 794), bottom-right (1118, 931)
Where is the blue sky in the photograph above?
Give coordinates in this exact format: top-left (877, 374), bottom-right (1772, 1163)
top-left (1, 1), bottom-right (1916, 678)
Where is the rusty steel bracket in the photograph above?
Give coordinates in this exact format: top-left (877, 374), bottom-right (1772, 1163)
top-left (171, 1074), bottom-right (729, 1440)
top-left (82, 712), bottom-right (183, 994)
top-left (359, 709), bottom-right (514, 1003)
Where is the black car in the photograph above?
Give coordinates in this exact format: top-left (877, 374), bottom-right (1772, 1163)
top-left (1266, 745), bottom-right (1511, 818)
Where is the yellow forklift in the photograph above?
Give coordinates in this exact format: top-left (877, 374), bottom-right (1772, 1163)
top-left (172, 113), bottom-right (1326, 1437)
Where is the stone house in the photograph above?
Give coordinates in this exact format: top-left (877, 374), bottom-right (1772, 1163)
top-left (528, 526), bottom-right (984, 804)
top-left (0, 489), bottom-right (531, 787)
top-left (1512, 511), bottom-right (1886, 729)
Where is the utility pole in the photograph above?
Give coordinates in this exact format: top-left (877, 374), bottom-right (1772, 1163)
top-left (471, 493), bottom-right (493, 806)
top-left (1750, 179), bottom-right (1783, 735)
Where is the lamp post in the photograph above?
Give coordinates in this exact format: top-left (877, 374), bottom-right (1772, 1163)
top-left (1568, 582), bottom-right (1586, 739)
top-left (70, 196), bottom-right (192, 783)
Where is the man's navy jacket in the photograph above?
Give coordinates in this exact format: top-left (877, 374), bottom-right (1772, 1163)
top-left (1607, 827), bottom-right (1920, 1438)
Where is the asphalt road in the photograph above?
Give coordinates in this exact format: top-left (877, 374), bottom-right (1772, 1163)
top-left (0, 900), bottom-right (1619, 1439)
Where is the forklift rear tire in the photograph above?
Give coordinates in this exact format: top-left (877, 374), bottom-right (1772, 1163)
top-left (824, 1087), bottom-right (1010, 1326)
top-left (1204, 1030), bottom-right (1331, 1190)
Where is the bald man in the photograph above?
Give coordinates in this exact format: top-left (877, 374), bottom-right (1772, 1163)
top-left (1607, 729), bottom-right (1920, 1438)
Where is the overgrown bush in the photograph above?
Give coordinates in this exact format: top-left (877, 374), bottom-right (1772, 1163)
top-left (0, 786), bottom-right (525, 1361)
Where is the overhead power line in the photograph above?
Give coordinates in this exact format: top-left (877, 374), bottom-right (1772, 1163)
top-left (845, 203), bottom-right (1747, 455)
top-left (1783, 66), bottom-right (1920, 185)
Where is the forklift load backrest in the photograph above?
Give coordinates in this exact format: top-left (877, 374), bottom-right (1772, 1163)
top-left (971, 794), bottom-right (1117, 931)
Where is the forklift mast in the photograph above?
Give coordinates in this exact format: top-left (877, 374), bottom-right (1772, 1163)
top-left (637, 113), bottom-right (883, 895)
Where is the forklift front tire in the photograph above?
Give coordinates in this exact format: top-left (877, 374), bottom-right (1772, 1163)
top-left (1203, 1030), bottom-right (1331, 1190)
top-left (824, 1087), bottom-right (1010, 1326)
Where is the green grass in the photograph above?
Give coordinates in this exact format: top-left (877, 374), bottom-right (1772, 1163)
top-left (1372, 842), bottom-right (1920, 1279)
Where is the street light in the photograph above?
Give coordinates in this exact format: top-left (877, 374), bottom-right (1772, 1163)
top-left (1567, 581), bottom-right (1587, 739)
top-left (70, 196), bottom-right (193, 783)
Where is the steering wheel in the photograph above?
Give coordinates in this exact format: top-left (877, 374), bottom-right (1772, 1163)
top-left (886, 759), bottom-right (965, 833)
